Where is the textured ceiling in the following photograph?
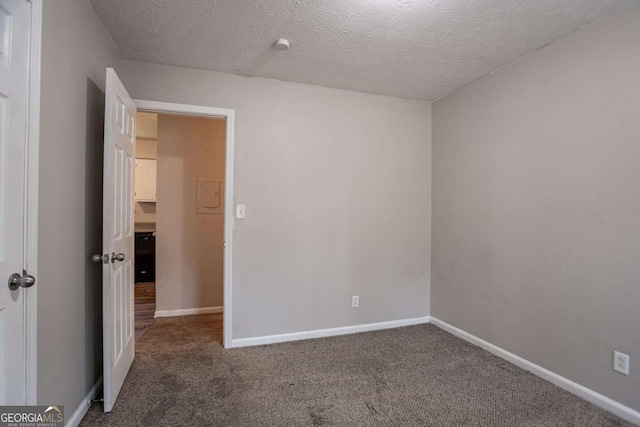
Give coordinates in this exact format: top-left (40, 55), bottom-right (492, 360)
top-left (90, 0), bottom-right (632, 101)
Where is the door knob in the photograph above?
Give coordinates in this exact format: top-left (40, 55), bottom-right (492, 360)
top-left (8, 272), bottom-right (36, 291)
top-left (92, 254), bottom-right (108, 263)
top-left (111, 253), bottom-right (126, 263)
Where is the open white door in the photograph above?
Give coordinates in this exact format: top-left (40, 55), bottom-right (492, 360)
top-left (101, 68), bottom-right (136, 412)
top-left (0, 0), bottom-right (34, 405)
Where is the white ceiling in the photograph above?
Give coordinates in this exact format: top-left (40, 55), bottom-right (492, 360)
top-left (90, 0), bottom-right (632, 101)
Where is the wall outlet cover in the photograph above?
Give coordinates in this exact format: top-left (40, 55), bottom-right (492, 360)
top-left (352, 295), bottom-right (359, 308)
top-left (613, 351), bottom-right (630, 376)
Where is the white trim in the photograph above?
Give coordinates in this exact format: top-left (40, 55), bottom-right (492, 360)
top-left (65, 376), bottom-right (102, 427)
top-left (133, 99), bottom-right (235, 349)
top-left (24, 0), bottom-right (42, 405)
top-left (430, 317), bottom-right (640, 426)
top-left (154, 306), bottom-right (223, 318)
top-left (222, 110), bottom-right (234, 350)
top-left (230, 316), bottom-right (431, 348)
top-left (134, 100), bottom-right (235, 121)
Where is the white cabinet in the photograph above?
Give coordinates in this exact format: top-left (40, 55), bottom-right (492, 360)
top-left (135, 159), bottom-right (157, 202)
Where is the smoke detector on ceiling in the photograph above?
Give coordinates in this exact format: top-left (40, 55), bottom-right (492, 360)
top-left (274, 38), bottom-right (290, 50)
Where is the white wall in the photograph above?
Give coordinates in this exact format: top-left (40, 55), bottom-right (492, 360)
top-left (432, 4), bottom-right (640, 412)
top-left (38, 0), bottom-right (120, 412)
top-left (156, 115), bottom-right (226, 311)
top-left (122, 60), bottom-right (432, 339)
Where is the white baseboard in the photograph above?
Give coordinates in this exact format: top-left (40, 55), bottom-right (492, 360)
top-left (430, 317), bottom-right (640, 426)
top-left (231, 316), bottom-right (430, 348)
top-left (154, 306), bottom-right (223, 318)
top-left (65, 376), bottom-right (102, 427)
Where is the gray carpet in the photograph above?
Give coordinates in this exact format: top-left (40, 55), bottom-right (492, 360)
top-left (81, 314), bottom-right (633, 426)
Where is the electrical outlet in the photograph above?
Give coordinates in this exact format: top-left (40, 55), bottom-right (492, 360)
top-left (613, 351), bottom-right (630, 375)
top-left (352, 295), bottom-right (359, 308)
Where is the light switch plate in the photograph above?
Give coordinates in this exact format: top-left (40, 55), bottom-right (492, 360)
top-left (236, 204), bottom-right (246, 219)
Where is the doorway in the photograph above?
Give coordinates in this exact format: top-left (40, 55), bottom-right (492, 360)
top-left (132, 104), bottom-right (234, 348)
top-left (133, 112), bottom-right (158, 341)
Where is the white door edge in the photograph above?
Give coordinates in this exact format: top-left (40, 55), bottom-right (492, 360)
top-left (103, 69), bottom-right (136, 412)
top-left (133, 99), bottom-right (235, 349)
top-left (24, 0), bottom-right (42, 405)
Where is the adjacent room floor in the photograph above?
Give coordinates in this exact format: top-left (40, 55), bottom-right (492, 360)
top-left (80, 315), bottom-right (630, 426)
top-left (134, 282), bottom-right (156, 342)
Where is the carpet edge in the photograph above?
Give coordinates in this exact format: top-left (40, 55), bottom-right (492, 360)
top-left (430, 317), bottom-right (640, 426)
top-left (231, 316), bottom-right (431, 348)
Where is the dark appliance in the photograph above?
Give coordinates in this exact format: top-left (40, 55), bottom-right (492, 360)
top-left (135, 231), bottom-right (156, 282)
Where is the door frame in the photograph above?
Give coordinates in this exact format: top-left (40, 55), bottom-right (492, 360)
top-left (133, 99), bottom-right (236, 349)
top-left (25, 0), bottom-right (43, 404)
